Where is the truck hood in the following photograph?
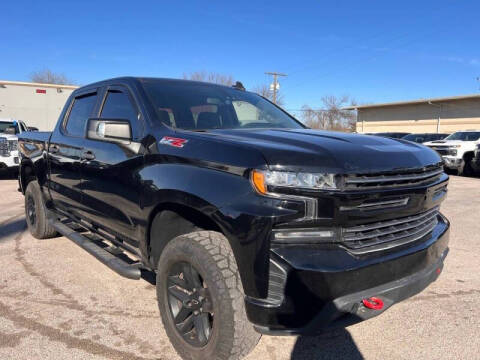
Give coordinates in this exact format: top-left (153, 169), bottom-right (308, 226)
top-left (0, 134), bottom-right (18, 141)
top-left (195, 129), bottom-right (442, 174)
top-left (424, 140), bottom-right (475, 146)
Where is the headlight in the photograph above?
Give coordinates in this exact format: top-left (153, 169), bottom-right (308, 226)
top-left (251, 169), bottom-right (338, 194)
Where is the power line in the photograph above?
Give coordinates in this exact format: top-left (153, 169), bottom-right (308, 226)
top-left (286, 108), bottom-right (356, 112)
top-left (265, 72), bottom-right (287, 104)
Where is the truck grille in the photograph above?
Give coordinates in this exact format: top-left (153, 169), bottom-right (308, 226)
top-left (8, 140), bottom-right (18, 152)
top-left (427, 146), bottom-right (451, 156)
top-left (344, 164), bottom-right (443, 190)
top-left (342, 206), bottom-right (439, 254)
top-left (0, 138), bottom-right (8, 156)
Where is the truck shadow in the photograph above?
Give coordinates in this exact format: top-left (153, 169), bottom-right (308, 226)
top-left (0, 218), bottom-right (26, 243)
top-left (291, 328), bottom-right (363, 360)
top-left (0, 170), bottom-right (17, 180)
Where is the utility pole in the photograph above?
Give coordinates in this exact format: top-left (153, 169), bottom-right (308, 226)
top-left (265, 72), bottom-right (287, 104)
top-left (428, 101), bottom-right (442, 133)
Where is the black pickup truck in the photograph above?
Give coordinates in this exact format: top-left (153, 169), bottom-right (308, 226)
top-left (18, 77), bottom-right (450, 360)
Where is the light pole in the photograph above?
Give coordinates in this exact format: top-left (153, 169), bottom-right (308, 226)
top-left (428, 101), bottom-right (442, 133)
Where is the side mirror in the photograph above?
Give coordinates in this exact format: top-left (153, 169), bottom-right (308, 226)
top-left (87, 118), bottom-right (132, 143)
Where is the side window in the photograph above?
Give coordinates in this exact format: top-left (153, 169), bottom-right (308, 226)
top-left (100, 90), bottom-right (139, 138)
top-left (157, 107), bottom-right (175, 127)
top-left (65, 93), bottom-right (98, 137)
top-left (233, 101), bottom-right (262, 126)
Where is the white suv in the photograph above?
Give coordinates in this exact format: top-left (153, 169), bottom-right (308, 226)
top-left (424, 130), bottom-right (480, 176)
top-left (0, 119), bottom-right (29, 174)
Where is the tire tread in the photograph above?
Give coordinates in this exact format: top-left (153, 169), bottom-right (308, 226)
top-left (25, 181), bottom-right (57, 239)
top-left (157, 231), bottom-right (260, 360)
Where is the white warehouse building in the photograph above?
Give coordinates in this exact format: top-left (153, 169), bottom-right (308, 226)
top-left (0, 80), bottom-right (78, 131)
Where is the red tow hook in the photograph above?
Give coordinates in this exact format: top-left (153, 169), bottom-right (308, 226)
top-left (362, 297), bottom-right (384, 310)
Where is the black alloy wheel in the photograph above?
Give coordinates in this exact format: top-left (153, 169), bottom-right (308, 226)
top-left (166, 261), bottom-right (214, 347)
top-left (26, 194), bottom-right (36, 226)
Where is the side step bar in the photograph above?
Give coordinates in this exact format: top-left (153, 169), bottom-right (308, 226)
top-left (49, 219), bottom-right (141, 280)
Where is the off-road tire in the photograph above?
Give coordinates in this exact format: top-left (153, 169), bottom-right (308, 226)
top-left (156, 231), bottom-right (261, 360)
top-left (459, 154), bottom-right (474, 177)
top-left (24, 181), bottom-right (57, 239)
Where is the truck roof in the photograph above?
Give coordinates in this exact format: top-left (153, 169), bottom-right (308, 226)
top-left (74, 76), bottom-right (243, 93)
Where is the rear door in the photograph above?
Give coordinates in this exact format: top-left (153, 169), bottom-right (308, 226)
top-left (49, 89), bottom-right (99, 215)
top-left (80, 85), bottom-right (145, 245)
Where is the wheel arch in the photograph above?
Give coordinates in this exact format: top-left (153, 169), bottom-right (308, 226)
top-left (19, 158), bottom-right (37, 194)
top-left (147, 200), bottom-right (223, 269)
top-left (463, 150), bottom-right (474, 160)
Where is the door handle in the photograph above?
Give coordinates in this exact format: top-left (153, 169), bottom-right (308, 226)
top-left (50, 144), bottom-right (59, 154)
top-left (81, 150), bottom-right (95, 161)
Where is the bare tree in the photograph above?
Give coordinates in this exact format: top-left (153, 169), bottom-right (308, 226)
top-left (183, 71), bottom-right (234, 86)
top-left (30, 69), bottom-right (75, 85)
top-left (301, 95), bottom-right (357, 132)
top-left (251, 84), bottom-right (285, 107)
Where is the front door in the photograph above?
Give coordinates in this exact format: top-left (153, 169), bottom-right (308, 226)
top-left (80, 85), bottom-right (145, 245)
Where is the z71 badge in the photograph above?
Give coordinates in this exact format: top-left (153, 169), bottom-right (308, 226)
top-left (159, 136), bottom-right (188, 148)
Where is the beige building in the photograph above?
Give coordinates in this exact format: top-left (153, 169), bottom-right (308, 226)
top-left (0, 80), bottom-right (78, 131)
top-left (344, 94), bottom-right (480, 134)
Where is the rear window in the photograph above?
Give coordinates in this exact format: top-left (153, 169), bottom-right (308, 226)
top-left (65, 93), bottom-right (97, 137)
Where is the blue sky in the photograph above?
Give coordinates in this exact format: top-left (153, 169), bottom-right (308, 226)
top-left (2, 0), bottom-right (480, 113)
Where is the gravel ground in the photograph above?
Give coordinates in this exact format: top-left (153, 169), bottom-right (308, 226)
top-left (0, 174), bottom-right (479, 360)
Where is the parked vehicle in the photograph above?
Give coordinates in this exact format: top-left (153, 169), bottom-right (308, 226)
top-left (424, 130), bottom-right (480, 176)
top-left (18, 77), bottom-right (450, 360)
top-left (472, 143), bottom-right (480, 173)
top-left (0, 118), bottom-right (29, 174)
top-left (402, 133), bottom-right (449, 144)
top-left (369, 132), bottom-right (411, 139)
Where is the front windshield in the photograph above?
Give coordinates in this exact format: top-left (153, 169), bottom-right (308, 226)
top-left (141, 80), bottom-right (304, 130)
top-left (445, 132), bottom-right (480, 141)
top-left (0, 122), bottom-right (17, 134)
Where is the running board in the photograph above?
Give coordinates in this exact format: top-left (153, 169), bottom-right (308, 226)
top-left (48, 219), bottom-right (141, 280)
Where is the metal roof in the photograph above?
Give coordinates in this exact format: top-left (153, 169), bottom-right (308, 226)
top-left (0, 80), bottom-right (78, 90)
top-left (343, 93), bottom-right (480, 110)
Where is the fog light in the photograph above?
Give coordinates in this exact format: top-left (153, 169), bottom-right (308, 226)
top-left (272, 228), bottom-right (338, 244)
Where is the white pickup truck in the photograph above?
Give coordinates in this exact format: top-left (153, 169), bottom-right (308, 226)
top-left (0, 119), bottom-right (29, 174)
top-left (424, 130), bottom-right (480, 176)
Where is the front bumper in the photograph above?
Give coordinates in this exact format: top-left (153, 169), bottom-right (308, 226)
top-left (442, 156), bottom-right (463, 169)
top-left (0, 151), bottom-right (20, 169)
top-left (246, 214), bottom-right (450, 335)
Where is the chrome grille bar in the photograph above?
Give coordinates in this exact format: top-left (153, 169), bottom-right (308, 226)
top-left (8, 140), bottom-right (17, 152)
top-left (0, 138), bottom-right (8, 156)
